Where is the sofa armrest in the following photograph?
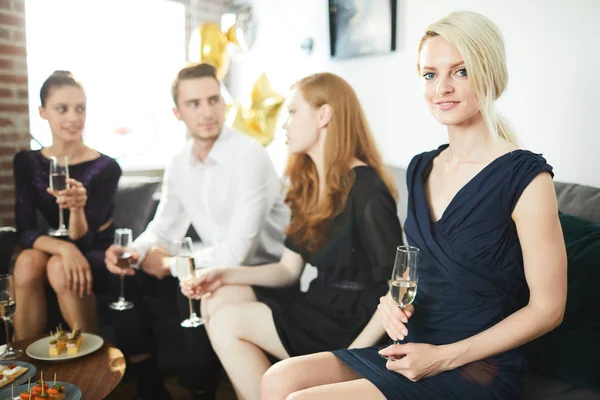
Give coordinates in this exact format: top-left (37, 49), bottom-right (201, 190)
top-left (0, 227), bottom-right (17, 275)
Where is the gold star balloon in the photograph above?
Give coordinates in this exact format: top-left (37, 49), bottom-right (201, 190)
top-left (227, 73), bottom-right (285, 146)
top-left (188, 22), bottom-right (231, 80)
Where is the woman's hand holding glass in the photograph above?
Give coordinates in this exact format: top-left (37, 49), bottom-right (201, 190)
top-left (378, 293), bottom-right (415, 342)
top-left (173, 238), bottom-right (205, 327)
top-left (49, 178), bottom-right (87, 210)
top-left (47, 155), bottom-right (69, 237)
top-left (379, 245), bottom-right (419, 361)
top-left (180, 268), bottom-right (225, 300)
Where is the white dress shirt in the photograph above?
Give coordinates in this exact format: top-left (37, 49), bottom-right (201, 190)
top-left (131, 127), bottom-right (290, 276)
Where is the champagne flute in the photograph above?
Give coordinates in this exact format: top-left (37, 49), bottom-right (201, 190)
top-left (174, 237), bottom-right (205, 328)
top-left (380, 245), bottom-right (419, 361)
top-left (0, 274), bottom-right (23, 360)
top-left (109, 228), bottom-right (135, 311)
top-left (48, 156), bottom-right (69, 237)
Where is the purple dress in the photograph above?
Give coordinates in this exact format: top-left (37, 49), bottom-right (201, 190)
top-left (13, 150), bottom-right (121, 293)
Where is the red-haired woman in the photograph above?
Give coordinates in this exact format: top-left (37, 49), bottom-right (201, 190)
top-left (181, 72), bottom-right (403, 399)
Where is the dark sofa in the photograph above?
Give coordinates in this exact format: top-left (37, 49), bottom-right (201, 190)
top-left (1, 170), bottom-right (599, 399)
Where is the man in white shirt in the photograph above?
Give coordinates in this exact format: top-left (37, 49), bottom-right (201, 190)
top-left (104, 63), bottom-right (289, 400)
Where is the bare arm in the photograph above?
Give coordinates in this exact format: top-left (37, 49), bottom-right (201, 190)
top-left (68, 208), bottom-right (88, 240)
top-left (58, 160), bottom-right (121, 246)
top-left (33, 235), bottom-right (93, 297)
top-left (440, 173), bottom-right (567, 369)
top-left (52, 177), bottom-right (90, 240)
top-left (185, 248), bottom-right (305, 298)
top-left (349, 289), bottom-right (416, 349)
top-left (348, 307), bottom-right (386, 348)
top-left (221, 248), bottom-right (305, 288)
top-left (33, 235), bottom-right (76, 256)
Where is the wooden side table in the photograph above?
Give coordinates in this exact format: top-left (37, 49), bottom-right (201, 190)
top-left (11, 336), bottom-right (125, 400)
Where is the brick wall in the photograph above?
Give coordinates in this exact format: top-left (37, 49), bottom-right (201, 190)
top-left (0, 0), bottom-right (228, 226)
top-left (0, 0), bottom-right (29, 227)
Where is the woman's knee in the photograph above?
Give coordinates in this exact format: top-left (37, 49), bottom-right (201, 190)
top-left (207, 305), bottom-right (240, 338)
top-left (46, 256), bottom-right (68, 295)
top-left (285, 391), bottom-right (310, 400)
top-left (13, 249), bottom-right (48, 288)
top-left (262, 359), bottom-right (302, 399)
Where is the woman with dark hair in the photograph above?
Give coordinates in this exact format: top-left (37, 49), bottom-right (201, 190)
top-left (13, 70), bottom-right (121, 339)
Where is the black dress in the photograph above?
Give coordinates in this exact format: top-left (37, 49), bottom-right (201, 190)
top-left (254, 166), bottom-right (403, 357)
top-left (334, 145), bottom-right (554, 399)
top-left (13, 150), bottom-right (121, 293)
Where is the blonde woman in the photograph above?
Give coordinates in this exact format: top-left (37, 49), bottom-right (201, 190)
top-left (260, 11), bottom-right (567, 400)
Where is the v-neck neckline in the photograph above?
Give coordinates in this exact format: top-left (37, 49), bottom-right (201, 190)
top-left (422, 144), bottom-right (523, 225)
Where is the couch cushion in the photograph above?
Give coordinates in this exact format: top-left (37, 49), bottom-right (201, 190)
top-left (555, 181), bottom-right (600, 224)
top-left (113, 176), bottom-right (162, 239)
top-left (522, 372), bottom-right (600, 400)
top-left (522, 212), bottom-right (600, 391)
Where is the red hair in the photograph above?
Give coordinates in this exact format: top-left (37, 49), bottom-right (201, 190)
top-left (285, 73), bottom-right (397, 252)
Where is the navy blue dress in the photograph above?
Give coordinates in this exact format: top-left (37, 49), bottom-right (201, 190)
top-left (13, 150), bottom-right (121, 293)
top-left (334, 145), bottom-right (553, 400)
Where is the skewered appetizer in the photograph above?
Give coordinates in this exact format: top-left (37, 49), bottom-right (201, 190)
top-left (48, 325), bottom-right (67, 356)
top-left (20, 377), bottom-right (66, 400)
top-left (47, 383), bottom-right (66, 400)
top-left (66, 325), bottom-right (82, 355)
top-left (48, 323), bottom-right (82, 356)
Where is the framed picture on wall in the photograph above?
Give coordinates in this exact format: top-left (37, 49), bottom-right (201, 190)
top-left (328, 0), bottom-right (397, 59)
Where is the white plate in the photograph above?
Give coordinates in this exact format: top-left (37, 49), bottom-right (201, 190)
top-left (0, 361), bottom-right (36, 396)
top-left (25, 333), bottom-right (104, 361)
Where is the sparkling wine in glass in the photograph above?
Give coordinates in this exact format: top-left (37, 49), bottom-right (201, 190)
top-left (109, 228), bottom-right (134, 311)
top-left (48, 156), bottom-right (70, 237)
top-left (380, 245), bottom-right (419, 361)
top-left (174, 237), bottom-right (205, 328)
top-left (0, 274), bottom-right (23, 360)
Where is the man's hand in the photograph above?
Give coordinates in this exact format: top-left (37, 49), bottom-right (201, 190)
top-left (105, 244), bottom-right (138, 276)
top-left (141, 245), bottom-right (172, 280)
